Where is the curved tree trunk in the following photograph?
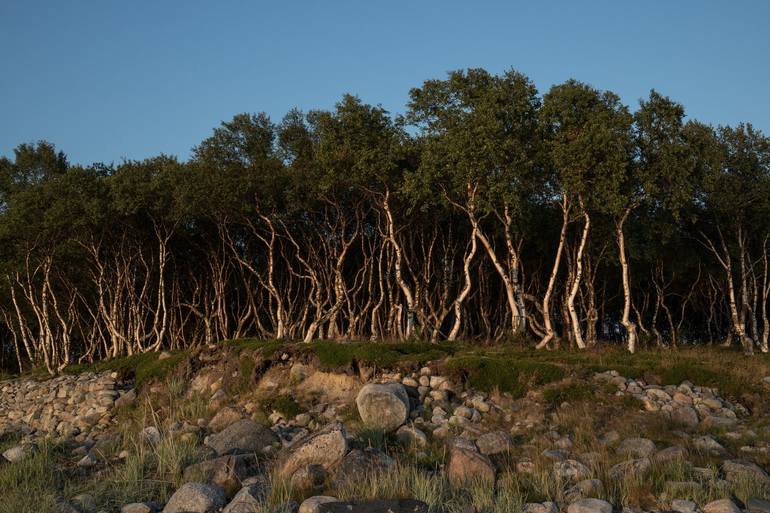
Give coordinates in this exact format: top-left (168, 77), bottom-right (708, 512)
top-left (617, 208), bottom-right (638, 353)
top-left (537, 194), bottom-right (570, 349)
top-left (567, 203), bottom-right (590, 349)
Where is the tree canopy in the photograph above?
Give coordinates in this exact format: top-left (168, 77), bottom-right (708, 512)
top-left (1, 67), bottom-right (769, 372)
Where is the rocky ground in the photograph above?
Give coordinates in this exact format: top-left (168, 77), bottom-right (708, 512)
top-left (1, 344), bottom-right (769, 513)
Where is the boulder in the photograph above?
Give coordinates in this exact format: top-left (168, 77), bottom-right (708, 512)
top-left (318, 500), bottom-right (428, 513)
top-left (702, 499), bottom-right (742, 513)
top-left (566, 498), bottom-right (612, 513)
top-left (222, 483), bottom-right (267, 513)
top-left (115, 389), bottom-right (137, 409)
top-left (162, 482), bottom-right (227, 513)
top-left (205, 419), bottom-right (279, 456)
top-left (609, 458), bottom-right (651, 480)
top-left (2, 443), bottom-right (36, 463)
top-left (475, 431), bottom-right (513, 455)
top-left (290, 464), bottom-right (328, 491)
top-left (554, 459), bottom-right (591, 483)
top-left (670, 405), bottom-right (699, 428)
top-left (523, 504), bottom-right (559, 513)
top-left (355, 383), bottom-right (410, 432)
top-left (299, 497), bottom-right (338, 513)
top-left (140, 426), bottom-right (161, 445)
top-left (335, 448), bottom-right (394, 484)
top-left (617, 437), bottom-right (656, 458)
top-left (747, 498), bottom-right (770, 513)
top-left (208, 407), bottom-right (243, 433)
top-left (654, 445), bottom-right (687, 463)
top-left (182, 454), bottom-right (255, 497)
top-left (121, 503), bottom-right (158, 513)
top-left (670, 500), bottom-right (698, 513)
top-left (693, 436), bottom-right (727, 456)
top-left (275, 422), bottom-right (348, 479)
top-left (447, 445), bottom-right (495, 487)
top-left (396, 425), bottom-right (427, 448)
top-left (722, 459), bottom-right (770, 484)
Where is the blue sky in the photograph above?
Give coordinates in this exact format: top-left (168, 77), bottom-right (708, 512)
top-left (1, 1), bottom-right (768, 165)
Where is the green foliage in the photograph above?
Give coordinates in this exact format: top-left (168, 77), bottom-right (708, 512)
top-left (225, 338), bottom-right (284, 357)
top-left (444, 356), bottom-right (565, 398)
top-left (542, 382), bottom-right (594, 406)
top-left (309, 341), bottom-right (458, 370)
top-left (65, 351), bottom-right (185, 389)
top-left (0, 66), bottom-right (769, 375)
top-left (0, 440), bottom-right (69, 513)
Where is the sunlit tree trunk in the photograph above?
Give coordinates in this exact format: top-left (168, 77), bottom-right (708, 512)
top-left (567, 200), bottom-right (590, 349)
top-left (617, 208), bottom-right (638, 353)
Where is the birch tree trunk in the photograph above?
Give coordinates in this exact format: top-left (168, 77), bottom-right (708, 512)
top-left (537, 194), bottom-right (570, 349)
top-left (567, 202), bottom-right (590, 349)
top-left (448, 224), bottom-right (478, 341)
top-left (616, 208), bottom-right (638, 353)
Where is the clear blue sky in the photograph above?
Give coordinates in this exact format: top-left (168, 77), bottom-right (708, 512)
top-left (1, 1), bottom-right (768, 165)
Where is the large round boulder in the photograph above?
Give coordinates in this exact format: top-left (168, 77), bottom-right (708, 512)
top-left (162, 482), bottom-right (227, 513)
top-left (355, 383), bottom-right (410, 432)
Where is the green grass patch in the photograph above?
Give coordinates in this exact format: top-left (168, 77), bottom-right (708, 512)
top-left (309, 340), bottom-right (458, 369)
top-left (542, 382), bottom-right (594, 406)
top-left (65, 351), bottom-right (186, 388)
top-left (224, 338), bottom-right (284, 357)
top-left (444, 356), bottom-right (565, 398)
top-left (0, 440), bottom-right (70, 513)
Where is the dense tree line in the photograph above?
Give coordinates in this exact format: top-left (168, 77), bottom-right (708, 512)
top-left (1, 68), bottom-right (769, 373)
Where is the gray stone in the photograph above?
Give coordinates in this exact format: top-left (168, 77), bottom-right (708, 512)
top-left (355, 383), bottom-right (410, 432)
top-left (654, 445), bottom-right (687, 463)
top-left (554, 459), bottom-right (591, 483)
top-left (299, 497), bottom-right (339, 513)
top-left (722, 459), bottom-right (770, 483)
top-left (276, 422), bottom-right (348, 479)
top-left (524, 504), bottom-right (559, 513)
top-left (670, 406), bottom-right (699, 428)
top-left (207, 407), bottom-right (243, 433)
top-left (693, 436), bottom-right (727, 456)
top-left (140, 426), bottom-right (161, 444)
top-left (2, 443), bottom-right (36, 463)
top-left (617, 437), bottom-right (656, 458)
top-left (77, 453), bottom-right (97, 467)
top-left (222, 484), bottom-right (266, 513)
top-left (747, 498), bottom-right (770, 513)
top-left (447, 445), bottom-right (495, 487)
top-left (395, 425), bottom-right (427, 448)
top-left (475, 430), bottom-right (513, 455)
top-left (609, 458), bottom-right (651, 480)
top-left (290, 463), bottom-right (328, 491)
top-left (335, 448), bottom-right (394, 484)
top-left (162, 482), bottom-right (227, 513)
top-left (205, 419), bottom-right (279, 456)
top-left (318, 499), bottom-right (428, 513)
top-left (121, 503), bottom-right (158, 513)
top-left (670, 499), bottom-right (698, 513)
top-left (182, 454), bottom-right (255, 497)
top-left (566, 498), bottom-right (613, 513)
top-left (115, 389), bottom-right (137, 409)
top-left (702, 499), bottom-right (741, 513)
